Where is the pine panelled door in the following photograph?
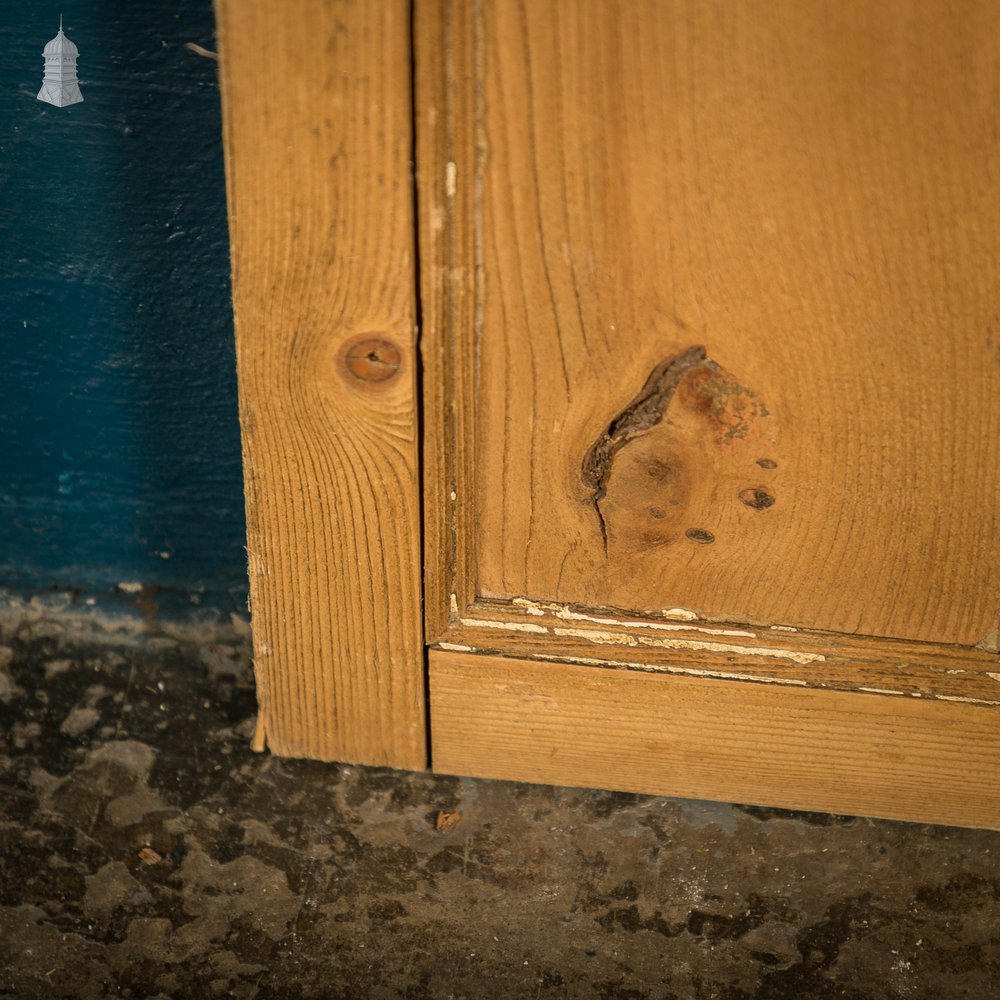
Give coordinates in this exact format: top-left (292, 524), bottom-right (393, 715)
top-left (216, 0), bottom-right (1000, 830)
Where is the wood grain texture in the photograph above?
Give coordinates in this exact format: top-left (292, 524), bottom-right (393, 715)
top-left (216, 0), bottom-right (425, 766)
top-left (431, 649), bottom-right (1000, 830)
top-left (422, 0), bottom-right (1000, 647)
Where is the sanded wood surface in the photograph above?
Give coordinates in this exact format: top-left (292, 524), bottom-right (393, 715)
top-left (421, 0), bottom-right (1000, 647)
top-left (216, 0), bottom-right (425, 766)
top-left (430, 649), bottom-right (1000, 830)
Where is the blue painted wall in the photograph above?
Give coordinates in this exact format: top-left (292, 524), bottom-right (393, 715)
top-left (0, 2), bottom-right (247, 610)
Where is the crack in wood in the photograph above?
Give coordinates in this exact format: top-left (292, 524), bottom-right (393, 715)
top-left (581, 345), bottom-right (709, 551)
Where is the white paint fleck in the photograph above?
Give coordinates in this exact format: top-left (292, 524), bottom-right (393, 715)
top-left (445, 161), bottom-right (457, 198)
top-left (661, 607), bottom-right (698, 621)
top-left (438, 643), bottom-right (473, 652)
top-left (116, 582), bottom-right (143, 594)
top-left (449, 593), bottom-right (459, 615)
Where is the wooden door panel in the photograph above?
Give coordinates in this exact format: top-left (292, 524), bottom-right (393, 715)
top-left (219, 0), bottom-right (1000, 828)
top-left (438, 0), bottom-right (1000, 646)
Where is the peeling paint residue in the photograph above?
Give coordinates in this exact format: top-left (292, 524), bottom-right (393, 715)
top-left (435, 644), bottom-right (1000, 705)
top-left (512, 598), bottom-right (547, 617)
top-left (460, 618), bottom-right (549, 634)
top-left (524, 652), bottom-right (810, 686)
top-left (550, 607), bottom-right (755, 638)
top-left (936, 694), bottom-right (1000, 706)
top-left (509, 597), bottom-right (754, 637)
top-left (552, 626), bottom-right (826, 665)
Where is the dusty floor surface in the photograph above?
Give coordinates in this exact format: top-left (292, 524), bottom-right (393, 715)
top-left (2, 602), bottom-right (1000, 999)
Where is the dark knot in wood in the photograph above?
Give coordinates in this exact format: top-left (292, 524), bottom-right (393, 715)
top-left (581, 345), bottom-right (709, 551)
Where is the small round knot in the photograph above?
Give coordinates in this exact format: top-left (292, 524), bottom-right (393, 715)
top-left (341, 336), bottom-right (402, 384)
top-left (685, 528), bottom-right (715, 545)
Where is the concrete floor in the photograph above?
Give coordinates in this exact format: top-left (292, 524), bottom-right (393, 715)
top-left (2, 599), bottom-right (1000, 999)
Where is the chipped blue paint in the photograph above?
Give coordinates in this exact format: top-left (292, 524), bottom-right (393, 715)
top-left (0, 2), bottom-right (247, 610)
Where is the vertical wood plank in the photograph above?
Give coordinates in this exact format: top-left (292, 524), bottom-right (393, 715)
top-left (216, 0), bottom-right (425, 766)
top-left (415, 0), bottom-right (481, 639)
